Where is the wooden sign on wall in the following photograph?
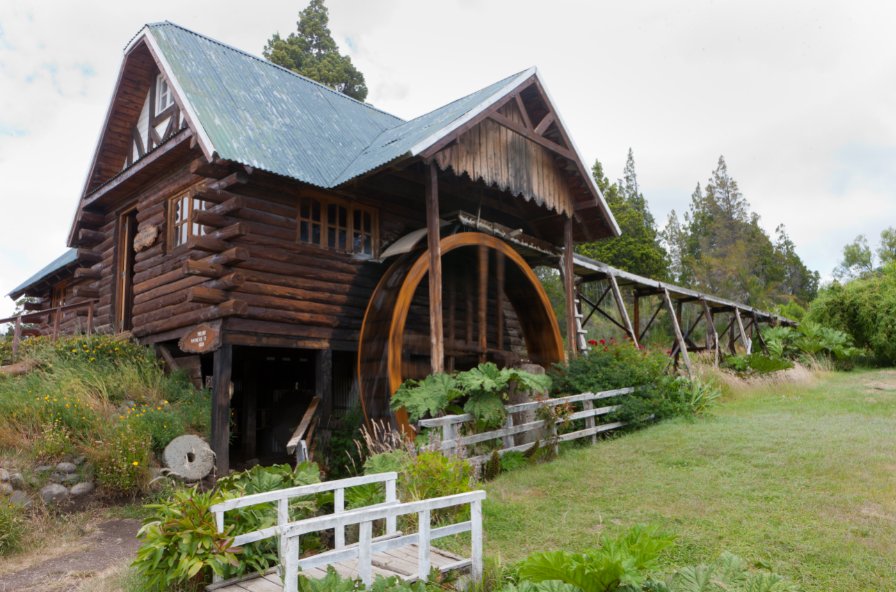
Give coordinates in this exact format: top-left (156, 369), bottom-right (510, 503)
top-left (178, 321), bottom-right (222, 354)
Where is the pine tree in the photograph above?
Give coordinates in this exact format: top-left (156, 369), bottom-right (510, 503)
top-left (264, 0), bottom-right (368, 101)
top-left (577, 153), bottom-right (668, 279)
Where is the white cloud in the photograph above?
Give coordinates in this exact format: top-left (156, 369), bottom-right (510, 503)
top-left (2, 0), bottom-right (896, 317)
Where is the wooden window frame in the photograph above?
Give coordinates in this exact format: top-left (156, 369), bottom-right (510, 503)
top-left (168, 190), bottom-right (208, 252)
top-left (155, 74), bottom-right (173, 115)
top-left (296, 195), bottom-right (379, 257)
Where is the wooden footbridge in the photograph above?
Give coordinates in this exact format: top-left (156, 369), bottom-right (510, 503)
top-left (568, 254), bottom-right (797, 373)
top-left (207, 473), bottom-right (484, 592)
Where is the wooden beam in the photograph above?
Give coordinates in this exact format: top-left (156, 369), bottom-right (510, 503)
top-left (534, 112), bottom-right (555, 136)
top-left (495, 252), bottom-right (505, 351)
top-left (183, 259), bottom-right (224, 278)
top-left (632, 292), bottom-right (640, 344)
top-left (211, 344), bottom-right (232, 477)
top-left (514, 94), bottom-right (533, 129)
top-left (187, 286), bottom-right (229, 305)
top-left (702, 299), bottom-right (719, 367)
top-left (478, 245), bottom-right (489, 363)
top-left (425, 162), bottom-right (444, 374)
top-left (735, 309), bottom-right (750, 354)
top-left (752, 312), bottom-right (769, 355)
top-left (563, 216), bottom-right (577, 358)
top-left (608, 274), bottom-right (639, 348)
top-left (76, 228), bottom-right (105, 247)
top-left (74, 267), bottom-right (102, 280)
top-left (488, 112), bottom-right (576, 161)
top-left (663, 288), bottom-right (692, 376)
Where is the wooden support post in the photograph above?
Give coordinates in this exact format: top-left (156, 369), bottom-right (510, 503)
top-left (447, 278), bottom-right (456, 372)
top-left (609, 274), bottom-right (639, 348)
top-left (424, 162), bottom-right (444, 374)
top-left (496, 252), bottom-right (505, 352)
top-left (752, 312), bottom-right (769, 355)
top-left (334, 487), bottom-right (345, 548)
top-left (240, 354), bottom-right (257, 460)
top-left (563, 216), bottom-right (578, 358)
top-left (359, 520), bottom-right (373, 585)
top-left (471, 498), bottom-right (484, 584)
top-left (12, 317), bottom-right (21, 361)
top-left (632, 292), bottom-right (640, 345)
top-left (727, 314), bottom-right (737, 355)
top-left (86, 302), bottom-right (94, 337)
top-left (663, 289), bottom-right (692, 376)
top-left (418, 509), bottom-right (432, 581)
top-left (315, 349), bottom-right (333, 433)
top-left (702, 299), bottom-right (719, 367)
top-left (735, 309), bottom-right (749, 354)
top-left (478, 245), bottom-right (489, 363)
top-left (211, 344), bottom-right (233, 476)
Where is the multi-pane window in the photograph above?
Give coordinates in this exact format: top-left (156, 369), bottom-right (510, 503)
top-left (297, 196), bottom-right (377, 256)
top-left (353, 208), bottom-right (374, 256)
top-left (155, 74), bottom-right (173, 114)
top-left (169, 193), bottom-right (208, 248)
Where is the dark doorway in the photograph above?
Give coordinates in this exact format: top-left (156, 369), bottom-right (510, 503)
top-left (230, 347), bottom-right (317, 467)
top-left (115, 209), bottom-right (138, 332)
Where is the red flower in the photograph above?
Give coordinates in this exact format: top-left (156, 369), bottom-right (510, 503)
top-left (587, 339), bottom-right (598, 346)
top-left (599, 339), bottom-right (606, 345)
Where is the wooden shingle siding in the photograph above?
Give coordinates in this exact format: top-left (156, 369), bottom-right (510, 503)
top-left (433, 100), bottom-right (576, 218)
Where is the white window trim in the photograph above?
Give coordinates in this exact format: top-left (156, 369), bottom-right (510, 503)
top-left (155, 74), bottom-right (173, 115)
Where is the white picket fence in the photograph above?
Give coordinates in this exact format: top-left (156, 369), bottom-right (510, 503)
top-left (417, 387), bottom-right (635, 466)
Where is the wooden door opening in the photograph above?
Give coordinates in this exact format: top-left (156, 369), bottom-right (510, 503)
top-left (115, 209), bottom-right (138, 332)
top-left (229, 346), bottom-right (318, 467)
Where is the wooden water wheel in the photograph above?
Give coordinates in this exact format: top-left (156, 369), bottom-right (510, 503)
top-left (358, 232), bottom-right (563, 431)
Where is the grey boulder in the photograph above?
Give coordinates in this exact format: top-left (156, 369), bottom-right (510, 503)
top-left (70, 482), bottom-right (94, 497)
top-left (40, 483), bottom-right (69, 504)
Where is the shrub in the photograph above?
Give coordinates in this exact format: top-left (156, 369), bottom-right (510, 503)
top-left (807, 265), bottom-right (896, 364)
top-left (0, 500), bottom-right (25, 556)
top-left (133, 487), bottom-right (239, 590)
top-left (550, 339), bottom-right (667, 395)
top-left (760, 322), bottom-right (861, 368)
top-left (134, 463), bottom-right (323, 589)
top-left (517, 525), bottom-right (673, 592)
top-left (402, 451), bottom-right (474, 503)
top-left (653, 551), bottom-right (800, 591)
top-left (722, 354), bottom-right (793, 376)
top-left (391, 363), bottom-right (551, 430)
top-left (90, 423), bottom-right (152, 496)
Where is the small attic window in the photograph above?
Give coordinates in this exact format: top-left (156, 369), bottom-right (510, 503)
top-left (155, 74), bottom-right (173, 114)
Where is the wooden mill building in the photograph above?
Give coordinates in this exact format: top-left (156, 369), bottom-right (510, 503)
top-left (8, 22), bottom-right (620, 473)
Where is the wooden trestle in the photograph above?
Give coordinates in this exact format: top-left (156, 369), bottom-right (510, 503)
top-left (571, 255), bottom-right (796, 373)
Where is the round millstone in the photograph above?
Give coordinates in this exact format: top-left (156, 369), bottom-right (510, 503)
top-left (163, 435), bottom-right (215, 481)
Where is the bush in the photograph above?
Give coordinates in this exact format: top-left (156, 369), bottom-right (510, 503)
top-left (516, 525), bottom-right (673, 592)
top-left (90, 423), bottom-right (152, 496)
top-left (0, 500), bottom-right (25, 556)
top-left (807, 265), bottom-right (896, 364)
top-left (391, 363), bottom-right (551, 430)
top-left (550, 339), bottom-right (667, 395)
top-left (134, 463), bottom-right (323, 589)
top-left (761, 322), bottom-right (861, 368)
top-left (723, 353), bottom-right (793, 376)
top-left (133, 487), bottom-right (238, 591)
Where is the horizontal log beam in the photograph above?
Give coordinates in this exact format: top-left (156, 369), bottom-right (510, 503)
top-left (76, 228), bottom-right (105, 246)
top-left (74, 267), bottom-right (102, 280)
top-left (183, 259), bottom-right (224, 278)
top-left (187, 286), bottom-right (229, 305)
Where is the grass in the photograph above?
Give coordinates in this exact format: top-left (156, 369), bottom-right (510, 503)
top-left (482, 368), bottom-right (896, 590)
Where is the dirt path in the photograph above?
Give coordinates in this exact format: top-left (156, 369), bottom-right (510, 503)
top-left (0, 519), bottom-right (141, 592)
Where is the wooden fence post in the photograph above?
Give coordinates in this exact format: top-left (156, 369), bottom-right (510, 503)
top-left (418, 509), bottom-right (431, 581)
top-left (471, 498), bottom-right (484, 584)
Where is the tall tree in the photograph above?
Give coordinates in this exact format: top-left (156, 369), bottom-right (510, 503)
top-left (669, 156), bottom-right (817, 307)
top-left (264, 0), bottom-right (368, 101)
top-left (834, 235), bottom-right (874, 280)
top-left (878, 227), bottom-right (896, 266)
top-left (577, 152), bottom-right (669, 279)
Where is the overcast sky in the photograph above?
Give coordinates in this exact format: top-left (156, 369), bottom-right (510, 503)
top-left (2, 0), bottom-right (894, 318)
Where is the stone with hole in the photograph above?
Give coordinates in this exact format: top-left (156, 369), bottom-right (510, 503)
top-left (163, 435), bottom-right (215, 481)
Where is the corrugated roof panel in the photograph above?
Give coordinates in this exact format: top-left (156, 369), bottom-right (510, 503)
top-left (332, 70), bottom-right (533, 185)
top-left (8, 249), bottom-right (78, 298)
top-left (147, 22), bottom-right (402, 188)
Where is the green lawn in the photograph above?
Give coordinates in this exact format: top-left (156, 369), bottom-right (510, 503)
top-left (482, 369), bottom-right (896, 591)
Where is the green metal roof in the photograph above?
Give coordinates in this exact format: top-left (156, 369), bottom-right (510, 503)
top-left (143, 22), bottom-right (535, 188)
top-left (8, 249), bottom-right (78, 299)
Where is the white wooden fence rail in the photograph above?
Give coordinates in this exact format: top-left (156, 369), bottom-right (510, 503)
top-left (209, 472), bottom-right (399, 583)
top-left (280, 490), bottom-right (486, 591)
top-left (417, 387), bottom-right (635, 465)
